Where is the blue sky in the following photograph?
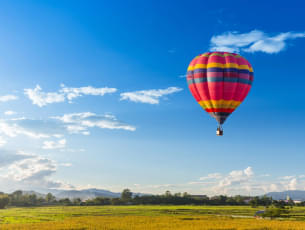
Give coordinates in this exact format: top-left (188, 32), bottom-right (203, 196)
top-left (0, 0), bottom-right (305, 195)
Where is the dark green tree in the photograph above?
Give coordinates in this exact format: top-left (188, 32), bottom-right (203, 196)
top-left (250, 197), bottom-right (259, 208)
top-left (164, 191), bottom-right (171, 197)
top-left (121, 189), bottom-right (132, 202)
top-left (261, 206), bottom-right (290, 219)
top-left (46, 193), bottom-right (56, 203)
top-left (0, 195), bottom-right (9, 209)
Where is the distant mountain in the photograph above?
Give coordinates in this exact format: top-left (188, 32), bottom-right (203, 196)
top-left (51, 188), bottom-right (121, 200)
top-left (20, 188), bottom-right (146, 200)
top-left (265, 190), bottom-right (305, 201)
top-left (22, 190), bottom-right (45, 198)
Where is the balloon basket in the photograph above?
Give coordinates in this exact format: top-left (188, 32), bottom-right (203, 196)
top-left (216, 126), bottom-right (223, 136)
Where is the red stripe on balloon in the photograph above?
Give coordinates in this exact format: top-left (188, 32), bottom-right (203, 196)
top-left (205, 108), bottom-right (235, 113)
top-left (190, 82), bottom-right (250, 101)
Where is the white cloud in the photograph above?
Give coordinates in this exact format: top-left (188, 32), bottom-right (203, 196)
top-left (199, 173), bottom-right (222, 181)
top-left (42, 139), bottom-right (66, 149)
top-left (244, 166), bottom-right (254, 177)
top-left (187, 167), bottom-right (266, 195)
top-left (269, 184), bottom-right (279, 192)
top-left (53, 134), bottom-right (64, 138)
top-left (24, 85), bottom-right (65, 107)
top-left (24, 84), bottom-right (117, 107)
top-left (0, 136), bottom-right (7, 147)
top-left (0, 150), bottom-right (34, 167)
top-left (53, 112), bottom-right (136, 134)
top-left (4, 111), bottom-right (16, 116)
top-left (186, 167), bottom-right (305, 196)
top-left (10, 117), bottom-right (26, 121)
top-left (0, 120), bottom-right (50, 139)
top-left (60, 163), bottom-right (72, 167)
top-left (120, 87), bottom-right (182, 104)
top-left (287, 178), bottom-right (298, 190)
top-left (59, 148), bottom-right (85, 153)
top-left (6, 156), bottom-right (56, 181)
top-left (0, 151), bottom-right (74, 191)
top-left (217, 167), bottom-right (254, 189)
top-left (260, 174), bottom-right (271, 177)
top-left (210, 30), bottom-right (305, 54)
top-left (60, 85), bottom-right (117, 101)
top-left (0, 95), bottom-right (18, 102)
top-left (280, 175), bottom-right (295, 180)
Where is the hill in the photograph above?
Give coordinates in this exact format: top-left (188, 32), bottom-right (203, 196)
top-left (50, 188), bottom-right (121, 200)
top-left (265, 190), bottom-right (305, 201)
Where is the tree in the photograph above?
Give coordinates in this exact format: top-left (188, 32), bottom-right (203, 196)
top-left (111, 198), bottom-right (124, 205)
top-left (182, 192), bottom-right (190, 198)
top-left (28, 194), bottom-right (37, 206)
top-left (0, 195), bottom-right (9, 209)
top-left (121, 189), bottom-right (132, 202)
top-left (58, 198), bottom-right (71, 206)
top-left (46, 193), bottom-right (56, 204)
top-left (73, 198), bottom-right (82, 205)
top-left (260, 206), bottom-right (290, 219)
top-left (164, 191), bottom-right (171, 197)
top-left (250, 197), bottom-right (259, 208)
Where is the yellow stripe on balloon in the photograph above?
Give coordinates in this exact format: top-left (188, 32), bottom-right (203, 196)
top-left (201, 53), bottom-right (242, 58)
top-left (198, 100), bottom-right (241, 109)
top-left (187, 63), bottom-right (253, 72)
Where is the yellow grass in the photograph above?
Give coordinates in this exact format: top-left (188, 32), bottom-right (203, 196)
top-left (2, 215), bottom-right (305, 230)
top-left (1, 206), bottom-right (305, 229)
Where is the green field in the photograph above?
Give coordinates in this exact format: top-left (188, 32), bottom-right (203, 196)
top-left (0, 205), bottom-right (305, 229)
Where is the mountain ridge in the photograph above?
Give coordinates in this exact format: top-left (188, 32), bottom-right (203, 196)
top-left (265, 190), bottom-right (305, 201)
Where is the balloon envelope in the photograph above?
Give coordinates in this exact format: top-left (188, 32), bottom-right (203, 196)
top-left (187, 52), bottom-right (253, 124)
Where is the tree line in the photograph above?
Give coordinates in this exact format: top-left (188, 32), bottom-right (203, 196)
top-left (0, 189), bottom-right (304, 209)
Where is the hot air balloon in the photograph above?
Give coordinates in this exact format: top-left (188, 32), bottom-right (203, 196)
top-left (186, 52), bottom-right (253, 136)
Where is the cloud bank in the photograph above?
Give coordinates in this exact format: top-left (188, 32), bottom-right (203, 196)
top-left (0, 150), bottom-right (73, 191)
top-left (210, 30), bottom-right (305, 54)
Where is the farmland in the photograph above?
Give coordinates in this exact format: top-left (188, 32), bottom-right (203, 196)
top-left (0, 205), bottom-right (305, 229)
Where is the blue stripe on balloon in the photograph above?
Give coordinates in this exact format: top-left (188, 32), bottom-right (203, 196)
top-left (187, 77), bottom-right (252, 85)
top-left (187, 67), bottom-right (253, 75)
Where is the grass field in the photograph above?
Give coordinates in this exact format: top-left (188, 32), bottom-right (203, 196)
top-left (0, 205), bottom-right (305, 229)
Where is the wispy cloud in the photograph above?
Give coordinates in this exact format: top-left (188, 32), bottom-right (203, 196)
top-left (42, 139), bottom-right (66, 149)
top-left (53, 112), bottom-right (136, 134)
top-left (60, 163), bottom-right (72, 167)
top-left (0, 150), bottom-right (34, 167)
top-left (4, 111), bottom-right (17, 116)
top-left (199, 173), bottom-right (222, 181)
top-left (120, 87), bottom-right (182, 104)
top-left (60, 84), bottom-right (117, 101)
top-left (0, 137), bottom-right (7, 147)
top-left (0, 95), bottom-right (18, 102)
top-left (24, 84), bottom-right (117, 107)
top-left (0, 120), bottom-right (50, 139)
top-left (210, 30), bottom-right (305, 54)
top-left (279, 175), bottom-right (295, 180)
